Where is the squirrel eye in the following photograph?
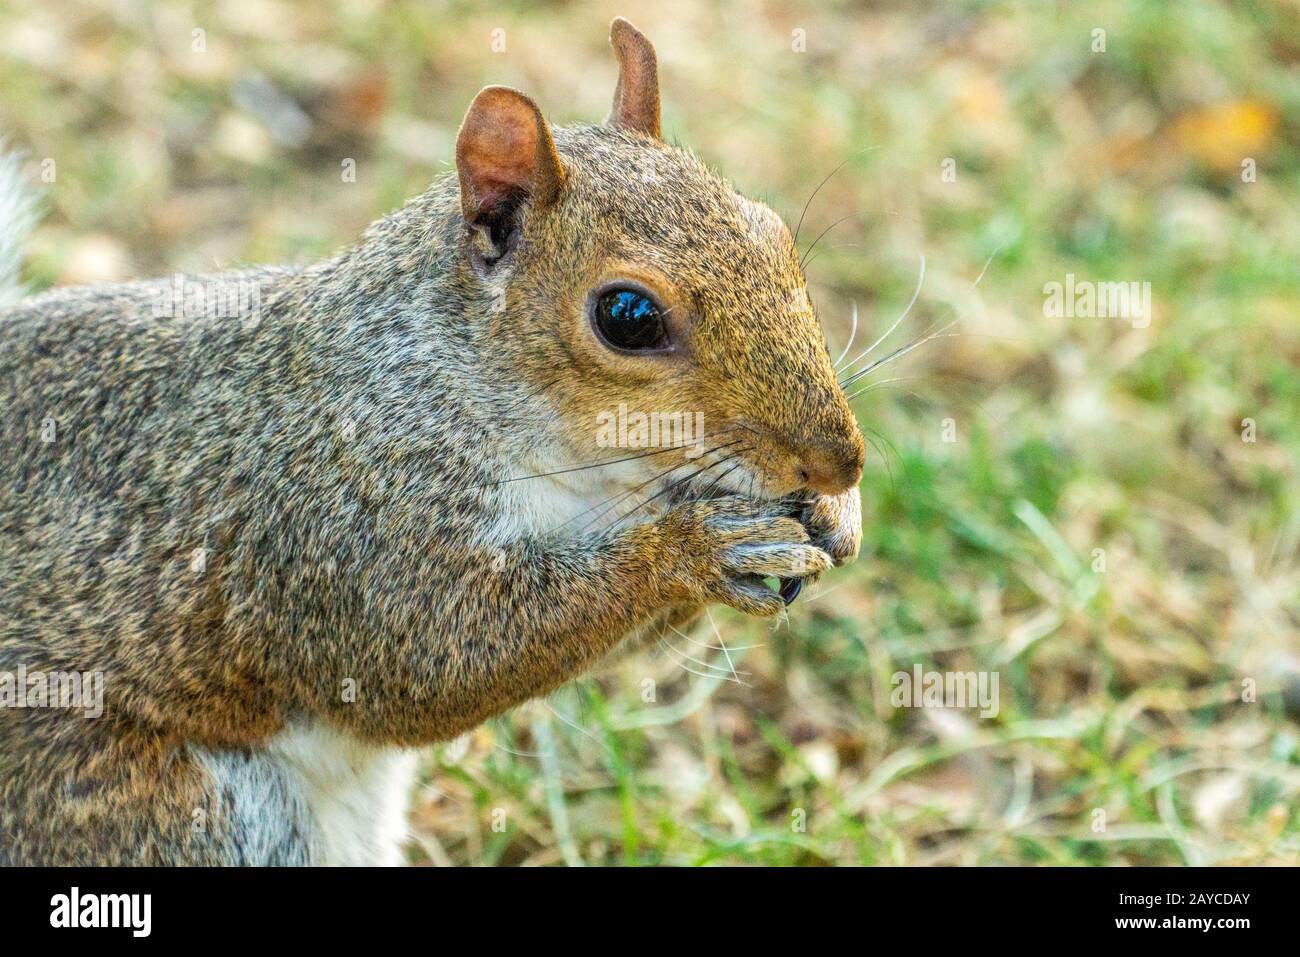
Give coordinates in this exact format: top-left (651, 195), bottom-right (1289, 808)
top-left (592, 287), bottom-right (667, 351)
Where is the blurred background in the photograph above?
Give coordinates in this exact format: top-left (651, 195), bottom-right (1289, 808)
top-left (2, 0), bottom-right (1297, 865)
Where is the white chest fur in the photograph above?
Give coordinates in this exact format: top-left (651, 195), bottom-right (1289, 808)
top-left (268, 723), bottom-right (419, 866)
top-left (488, 457), bottom-right (637, 543)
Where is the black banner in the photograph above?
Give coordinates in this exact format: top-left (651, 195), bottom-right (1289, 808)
top-left (0, 865), bottom-right (1281, 944)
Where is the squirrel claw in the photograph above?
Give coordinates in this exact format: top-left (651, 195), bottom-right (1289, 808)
top-left (778, 577), bottom-right (803, 605)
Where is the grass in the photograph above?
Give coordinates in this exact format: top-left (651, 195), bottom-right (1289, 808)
top-left (2, 0), bottom-right (1297, 865)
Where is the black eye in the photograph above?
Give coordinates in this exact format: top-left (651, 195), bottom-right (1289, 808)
top-left (593, 287), bottom-right (667, 351)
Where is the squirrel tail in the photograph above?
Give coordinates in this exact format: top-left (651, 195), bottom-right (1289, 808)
top-left (0, 145), bottom-right (39, 306)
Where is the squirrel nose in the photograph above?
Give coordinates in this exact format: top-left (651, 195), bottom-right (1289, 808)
top-left (795, 437), bottom-right (865, 496)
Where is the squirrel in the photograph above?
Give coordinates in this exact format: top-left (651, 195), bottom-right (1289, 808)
top-left (0, 18), bottom-right (865, 865)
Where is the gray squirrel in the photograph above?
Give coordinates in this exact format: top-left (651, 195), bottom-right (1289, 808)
top-left (0, 18), bottom-right (865, 865)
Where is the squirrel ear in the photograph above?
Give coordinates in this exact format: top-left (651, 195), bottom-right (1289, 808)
top-left (605, 17), bottom-right (661, 139)
top-left (455, 86), bottom-right (565, 246)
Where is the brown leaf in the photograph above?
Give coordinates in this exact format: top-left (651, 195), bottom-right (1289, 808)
top-left (1172, 99), bottom-right (1278, 171)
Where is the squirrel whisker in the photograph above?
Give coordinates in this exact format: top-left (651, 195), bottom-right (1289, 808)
top-left (838, 317), bottom-right (961, 389)
top-left (693, 459), bottom-right (747, 503)
top-left (799, 212), bottom-right (867, 271)
top-left (605, 447), bottom-right (751, 534)
top-left (464, 427), bottom-right (745, 491)
top-left (837, 252), bottom-right (926, 383)
top-left (841, 375), bottom-right (914, 403)
top-left (567, 438), bottom-right (749, 534)
top-left (792, 159), bottom-right (850, 248)
top-left (860, 427), bottom-right (898, 492)
top-left (832, 300), bottom-right (860, 371)
top-left (599, 451), bottom-right (748, 534)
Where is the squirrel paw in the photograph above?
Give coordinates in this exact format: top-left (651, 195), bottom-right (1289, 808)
top-left (659, 496), bottom-right (834, 617)
top-left (802, 487), bottom-right (862, 566)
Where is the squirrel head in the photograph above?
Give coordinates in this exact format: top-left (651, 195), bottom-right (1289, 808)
top-left (452, 18), bottom-right (864, 503)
